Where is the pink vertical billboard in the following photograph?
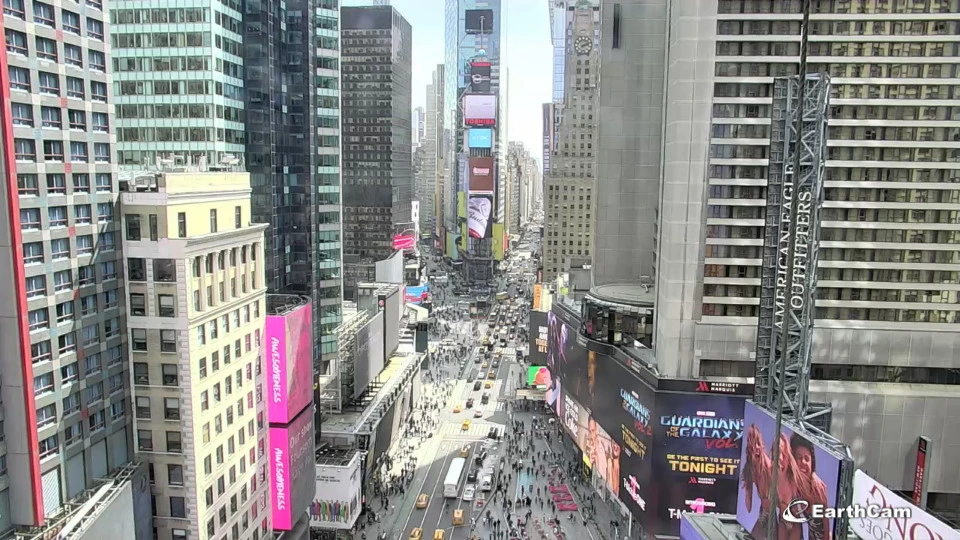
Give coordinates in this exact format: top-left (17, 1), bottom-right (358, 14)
top-left (269, 407), bottom-right (316, 530)
top-left (265, 302), bottom-right (314, 424)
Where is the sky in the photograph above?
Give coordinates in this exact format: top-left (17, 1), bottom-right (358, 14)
top-left (344, 0), bottom-right (553, 168)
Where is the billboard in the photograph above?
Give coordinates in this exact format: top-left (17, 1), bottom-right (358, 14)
top-left (533, 284), bottom-right (542, 310)
top-left (405, 284), bottom-right (429, 304)
top-left (468, 128), bottom-right (493, 149)
top-left (493, 223), bottom-right (505, 260)
top-left (310, 453), bottom-right (363, 530)
top-left (464, 8), bottom-right (494, 34)
top-left (737, 401), bottom-right (845, 540)
top-left (457, 191), bottom-right (467, 219)
top-left (265, 302), bottom-right (314, 425)
top-left (379, 289), bottom-right (401, 356)
top-left (528, 310), bottom-right (548, 365)
top-left (269, 407), bottom-right (316, 531)
top-left (851, 470), bottom-right (958, 540)
top-left (467, 194), bottom-right (494, 239)
top-left (464, 94), bottom-right (496, 127)
top-left (469, 156), bottom-right (495, 193)
top-left (653, 393), bottom-right (746, 536)
top-left (353, 310), bottom-right (385, 399)
top-left (527, 366), bottom-right (549, 388)
top-left (470, 62), bottom-right (492, 93)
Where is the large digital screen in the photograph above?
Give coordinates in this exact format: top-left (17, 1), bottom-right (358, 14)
top-left (469, 156), bottom-right (495, 193)
top-left (737, 401), bottom-right (845, 540)
top-left (851, 469), bottom-right (956, 540)
top-left (353, 310), bottom-right (385, 399)
top-left (265, 302), bottom-right (314, 424)
top-left (464, 94), bottom-right (496, 127)
top-left (527, 365), bottom-right (549, 388)
top-left (470, 62), bottom-right (492, 93)
top-left (467, 194), bottom-right (494, 239)
top-left (310, 453), bottom-right (363, 530)
top-left (528, 311), bottom-right (548, 366)
top-left (544, 312), bottom-right (570, 411)
top-left (405, 285), bottom-right (429, 304)
top-left (269, 407), bottom-right (315, 531)
top-left (464, 9), bottom-right (494, 34)
top-left (468, 128), bottom-right (493, 150)
top-left (653, 393), bottom-right (745, 536)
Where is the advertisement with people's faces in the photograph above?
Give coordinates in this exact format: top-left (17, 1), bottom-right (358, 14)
top-left (467, 194), bottom-right (494, 239)
top-left (737, 401), bottom-right (846, 540)
top-left (544, 311), bottom-right (569, 412)
top-left (652, 392), bottom-right (746, 536)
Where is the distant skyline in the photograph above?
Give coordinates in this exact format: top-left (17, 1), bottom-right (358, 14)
top-left (343, 0), bottom-right (551, 169)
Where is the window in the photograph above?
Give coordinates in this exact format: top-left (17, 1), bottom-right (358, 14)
top-left (210, 209), bottom-right (218, 233)
top-left (80, 294), bottom-right (97, 316)
top-left (32, 341), bottom-right (52, 364)
top-left (166, 432), bottom-right (183, 453)
top-left (91, 112), bottom-right (108, 133)
top-left (84, 353), bottom-right (101, 375)
top-left (103, 289), bottom-right (118, 309)
top-left (68, 109), bottom-right (85, 130)
top-left (60, 361), bottom-right (78, 383)
top-left (126, 215), bottom-right (141, 241)
top-left (44, 140), bottom-right (64, 162)
top-left (77, 265), bottom-right (95, 286)
top-left (33, 2), bottom-right (54, 26)
top-left (58, 332), bottom-right (76, 355)
top-left (160, 329), bottom-right (177, 352)
top-left (110, 400), bottom-right (125, 421)
top-left (46, 174), bottom-right (66, 194)
top-left (18, 174), bottom-right (39, 196)
top-left (85, 381), bottom-right (102, 402)
top-left (70, 141), bottom-right (88, 162)
top-left (108, 373), bottom-right (122, 394)
top-left (11, 102), bottom-right (33, 126)
top-left (88, 410), bottom-right (104, 432)
top-left (28, 308), bottom-right (48, 331)
top-left (74, 204), bottom-right (92, 224)
top-left (101, 259), bottom-right (117, 279)
top-left (25, 275), bottom-right (45, 298)
top-left (130, 293), bottom-right (146, 316)
top-left (37, 404), bottom-right (56, 427)
top-left (62, 9), bottom-right (80, 33)
top-left (35, 36), bottom-right (57, 61)
top-left (149, 214), bottom-right (158, 241)
top-left (38, 72), bottom-right (58, 95)
top-left (154, 259), bottom-right (176, 282)
top-left (162, 364), bottom-right (178, 386)
top-left (128, 258), bottom-right (146, 281)
top-left (91, 80), bottom-right (107, 102)
top-left (14, 138), bottom-right (36, 161)
top-left (51, 238), bottom-right (70, 259)
top-left (5, 29), bottom-right (28, 55)
top-left (177, 213), bottom-right (187, 237)
top-left (64, 422), bottom-right (82, 445)
top-left (73, 174), bottom-right (90, 193)
top-left (173, 530), bottom-right (187, 540)
top-left (97, 203), bottom-right (113, 222)
top-left (136, 396), bottom-right (150, 418)
top-left (168, 464), bottom-right (184, 486)
top-left (55, 301), bottom-right (74, 323)
top-left (85, 17), bottom-right (103, 40)
top-left (196, 325), bottom-right (206, 346)
top-left (48, 206), bottom-right (67, 227)
top-left (76, 234), bottom-right (93, 255)
top-left (94, 143), bottom-right (110, 162)
top-left (64, 44), bottom-right (82, 67)
top-left (164, 397), bottom-right (180, 420)
top-left (235, 206), bottom-right (242, 228)
top-left (158, 295), bottom-right (175, 317)
top-left (89, 50), bottom-right (105, 71)
top-left (95, 173), bottom-right (111, 191)
top-left (39, 435), bottom-right (59, 459)
top-left (9, 66), bottom-right (29, 90)
top-left (132, 329), bottom-right (147, 351)
top-left (34, 372), bottom-right (54, 394)
top-left (137, 429), bottom-right (153, 451)
top-left (20, 208), bottom-right (41, 230)
top-left (66, 76), bottom-right (84, 98)
top-left (40, 106), bottom-right (61, 128)
top-left (23, 242), bottom-right (43, 263)
top-left (3, 0), bottom-right (25, 19)
top-left (201, 391), bottom-right (208, 411)
top-left (54, 270), bottom-right (73, 292)
top-left (63, 393), bottom-right (80, 415)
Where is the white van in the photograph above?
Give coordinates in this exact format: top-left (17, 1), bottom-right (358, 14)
top-left (479, 474), bottom-right (493, 491)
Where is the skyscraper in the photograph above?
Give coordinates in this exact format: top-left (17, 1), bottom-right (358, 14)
top-left (0, 0), bottom-right (132, 526)
top-left (110, 1), bottom-right (246, 167)
top-left (421, 67), bottom-right (446, 243)
top-left (542, 0), bottom-right (599, 282)
top-left (340, 5), bottom-right (413, 300)
top-left (412, 106), bottom-right (425, 147)
top-left (243, 0), bottom-right (343, 371)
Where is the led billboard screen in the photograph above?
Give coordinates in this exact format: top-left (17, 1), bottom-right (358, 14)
top-left (464, 9), bottom-right (494, 34)
top-left (269, 407), bottom-right (316, 531)
top-left (468, 128), bottom-right (493, 150)
top-left (653, 393), bottom-right (745, 536)
top-left (467, 194), bottom-right (494, 239)
top-left (529, 311), bottom-right (548, 366)
top-left (469, 156), bottom-right (495, 193)
top-left (527, 365), bottom-right (549, 388)
top-left (265, 302), bottom-right (314, 424)
top-left (470, 62), bottom-right (492, 93)
top-left (405, 285), bottom-right (429, 304)
top-left (310, 453), bottom-right (363, 530)
top-left (464, 94), bottom-right (496, 127)
top-left (353, 310), bottom-right (385, 399)
top-left (851, 469), bottom-right (958, 540)
top-left (737, 401), bottom-right (845, 540)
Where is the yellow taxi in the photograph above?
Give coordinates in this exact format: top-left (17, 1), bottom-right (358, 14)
top-left (480, 361), bottom-right (488, 369)
top-left (453, 404), bottom-right (462, 413)
top-left (461, 420), bottom-right (471, 431)
top-left (459, 445), bottom-right (471, 458)
top-left (416, 493), bottom-right (429, 509)
top-left (433, 530), bottom-right (446, 540)
top-left (409, 527), bottom-right (423, 540)
top-left (487, 370), bottom-right (496, 379)
top-left (452, 508), bottom-right (465, 526)
top-left (484, 381), bottom-right (493, 389)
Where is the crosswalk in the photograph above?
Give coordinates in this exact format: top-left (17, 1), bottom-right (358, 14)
top-left (438, 421), bottom-right (505, 439)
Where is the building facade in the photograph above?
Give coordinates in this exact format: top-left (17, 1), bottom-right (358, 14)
top-left (542, 0), bottom-right (600, 282)
top-left (340, 5), bottom-right (413, 299)
top-left (421, 66), bottom-right (445, 244)
top-left (110, 0), bottom-right (246, 168)
top-left (121, 171), bottom-right (270, 540)
top-left (0, 0), bottom-right (133, 528)
top-left (243, 0), bottom-right (343, 373)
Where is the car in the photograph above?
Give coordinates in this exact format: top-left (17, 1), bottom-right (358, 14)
top-left (452, 508), bottom-right (464, 526)
top-left (487, 427), bottom-right (499, 439)
top-left (491, 360), bottom-right (500, 368)
top-left (409, 528), bottom-right (423, 540)
top-left (480, 362), bottom-right (488, 369)
top-left (473, 381), bottom-right (482, 391)
top-left (453, 404), bottom-right (462, 413)
top-left (462, 485), bottom-right (476, 501)
top-left (487, 370), bottom-right (496, 379)
top-left (474, 450), bottom-right (487, 465)
top-left (474, 356), bottom-right (482, 364)
top-left (416, 494), bottom-right (429, 509)
top-left (459, 445), bottom-right (471, 458)
top-left (467, 469), bottom-right (478, 483)
top-left (461, 420), bottom-right (471, 431)
top-left (466, 398), bottom-right (474, 408)
top-left (481, 392), bottom-right (490, 404)
top-left (474, 408), bottom-right (483, 418)
top-left (484, 381), bottom-right (493, 389)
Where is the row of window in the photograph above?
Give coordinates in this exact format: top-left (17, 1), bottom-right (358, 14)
top-left (21, 204), bottom-right (114, 230)
top-left (701, 303), bottom-right (960, 323)
top-left (37, 400), bottom-right (125, 461)
top-left (5, 29), bottom-right (106, 70)
top-left (116, 103), bottom-right (244, 122)
top-left (700, 359), bottom-right (960, 385)
top-left (30, 295), bottom-right (121, 366)
top-left (3, 0), bottom-right (104, 37)
top-left (13, 139), bottom-right (112, 163)
top-left (37, 375), bottom-right (123, 429)
top-left (12, 103), bottom-right (109, 132)
top-left (34, 344), bottom-right (122, 383)
top-left (8, 66), bottom-right (108, 101)
top-left (116, 126), bottom-right (245, 145)
top-left (196, 300), bottom-right (262, 346)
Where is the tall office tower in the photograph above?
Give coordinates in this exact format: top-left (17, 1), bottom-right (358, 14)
top-left (0, 0), bottom-right (134, 527)
top-left (542, 0), bottom-right (599, 282)
top-left (514, 145), bottom-right (540, 226)
top-left (413, 143), bottom-right (426, 203)
top-left (243, 0), bottom-right (343, 371)
top-left (443, 0), bottom-right (503, 269)
top-left (505, 142), bottom-right (527, 234)
top-left (341, 5), bottom-right (413, 299)
top-left (120, 171), bottom-right (269, 540)
top-left (110, 2), bottom-right (245, 168)
top-left (422, 66), bottom-right (446, 242)
top-left (412, 106), bottom-right (425, 147)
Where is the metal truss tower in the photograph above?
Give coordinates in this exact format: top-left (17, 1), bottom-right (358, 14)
top-left (754, 73), bottom-right (829, 422)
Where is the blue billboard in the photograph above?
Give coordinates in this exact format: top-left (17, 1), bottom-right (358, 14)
top-left (405, 285), bottom-right (429, 304)
top-left (468, 128), bottom-right (493, 149)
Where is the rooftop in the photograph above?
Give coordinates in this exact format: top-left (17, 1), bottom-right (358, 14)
top-left (314, 446), bottom-right (362, 468)
top-left (587, 282), bottom-right (655, 309)
top-left (119, 170), bottom-right (250, 195)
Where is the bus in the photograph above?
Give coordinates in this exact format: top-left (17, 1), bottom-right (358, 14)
top-left (443, 457), bottom-right (466, 498)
